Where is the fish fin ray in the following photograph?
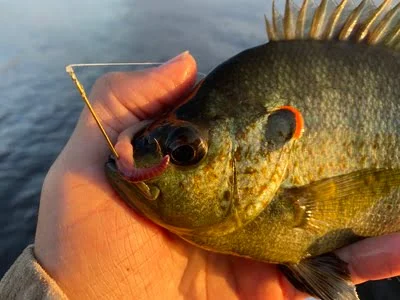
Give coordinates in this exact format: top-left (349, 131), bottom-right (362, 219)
top-left (310, 0), bottom-right (329, 39)
top-left (265, 14), bottom-right (278, 41)
top-left (291, 191), bottom-right (332, 233)
top-left (296, 0), bottom-right (309, 38)
top-left (279, 253), bottom-right (359, 300)
top-left (322, 0), bottom-right (349, 40)
top-left (284, 0), bottom-right (296, 39)
top-left (270, 0), bottom-right (285, 40)
top-left (338, 0), bottom-right (367, 40)
top-left (286, 168), bottom-right (400, 232)
top-left (368, 2), bottom-right (400, 44)
top-left (384, 20), bottom-right (400, 46)
top-left (265, 0), bottom-right (400, 51)
top-left (355, 0), bottom-right (392, 42)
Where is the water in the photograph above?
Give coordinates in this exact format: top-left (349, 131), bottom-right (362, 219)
top-left (0, 0), bottom-right (398, 298)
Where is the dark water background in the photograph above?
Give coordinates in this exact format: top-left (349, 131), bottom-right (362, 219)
top-left (0, 0), bottom-right (399, 299)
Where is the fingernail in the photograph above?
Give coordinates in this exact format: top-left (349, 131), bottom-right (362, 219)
top-left (162, 51), bottom-right (190, 66)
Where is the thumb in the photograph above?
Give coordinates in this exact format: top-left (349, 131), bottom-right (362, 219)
top-left (89, 51), bottom-right (198, 131)
top-left (65, 52), bottom-right (198, 165)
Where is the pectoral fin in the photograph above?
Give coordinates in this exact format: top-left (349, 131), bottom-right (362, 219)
top-left (286, 168), bottom-right (400, 232)
top-left (280, 253), bottom-right (359, 300)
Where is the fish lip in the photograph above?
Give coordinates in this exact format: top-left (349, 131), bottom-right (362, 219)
top-left (105, 155), bottom-right (161, 202)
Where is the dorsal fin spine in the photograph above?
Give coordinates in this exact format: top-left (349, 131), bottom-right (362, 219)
top-left (311, 0), bottom-right (329, 39)
top-left (284, 0), bottom-right (295, 39)
top-left (323, 0), bottom-right (349, 39)
top-left (265, 14), bottom-right (278, 41)
top-left (265, 0), bottom-right (400, 52)
top-left (368, 2), bottom-right (400, 44)
top-left (272, 0), bottom-right (281, 40)
top-left (339, 0), bottom-right (367, 40)
top-left (356, 0), bottom-right (392, 42)
top-left (296, 0), bottom-right (309, 38)
top-left (384, 23), bottom-right (400, 46)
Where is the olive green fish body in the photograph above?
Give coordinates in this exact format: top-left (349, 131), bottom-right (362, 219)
top-left (171, 39), bottom-right (400, 261)
top-left (105, 1), bottom-right (400, 299)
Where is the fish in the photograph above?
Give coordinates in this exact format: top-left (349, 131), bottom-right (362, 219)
top-left (104, 1), bottom-right (400, 299)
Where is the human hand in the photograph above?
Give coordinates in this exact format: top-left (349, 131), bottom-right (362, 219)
top-left (34, 51), bottom-right (400, 300)
top-left (34, 52), bottom-right (298, 300)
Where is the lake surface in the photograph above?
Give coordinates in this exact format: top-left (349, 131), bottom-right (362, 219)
top-left (0, 0), bottom-right (398, 299)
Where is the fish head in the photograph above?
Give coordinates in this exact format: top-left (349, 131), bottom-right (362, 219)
top-left (105, 54), bottom-right (303, 235)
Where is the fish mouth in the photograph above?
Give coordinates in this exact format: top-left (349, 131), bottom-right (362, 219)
top-left (113, 122), bottom-right (170, 183)
top-left (106, 155), bottom-right (162, 202)
top-left (105, 155), bottom-right (195, 236)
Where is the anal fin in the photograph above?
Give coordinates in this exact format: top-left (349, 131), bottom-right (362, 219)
top-left (279, 253), bottom-right (359, 300)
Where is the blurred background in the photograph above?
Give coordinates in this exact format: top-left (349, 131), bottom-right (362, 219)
top-left (0, 0), bottom-right (399, 299)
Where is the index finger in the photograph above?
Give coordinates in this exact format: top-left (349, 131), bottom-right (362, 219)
top-left (336, 233), bottom-right (400, 284)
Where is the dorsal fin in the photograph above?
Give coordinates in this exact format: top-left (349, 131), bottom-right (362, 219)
top-left (265, 0), bottom-right (400, 51)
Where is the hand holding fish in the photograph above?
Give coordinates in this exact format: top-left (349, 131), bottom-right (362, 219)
top-left (33, 52), bottom-right (301, 299)
top-left (33, 50), bottom-right (400, 299)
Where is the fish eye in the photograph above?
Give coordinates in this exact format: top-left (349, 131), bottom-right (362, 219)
top-left (166, 126), bottom-right (207, 166)
top-left (171, 145), bottom-right (196, 163)
top-left (265, 106), bottom-right (303, 151)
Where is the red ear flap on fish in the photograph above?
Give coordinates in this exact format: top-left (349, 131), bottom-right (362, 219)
top-left (277, 106), bottom-right (304, 139)
top-left (265, 106), bottom-right (304, 151)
